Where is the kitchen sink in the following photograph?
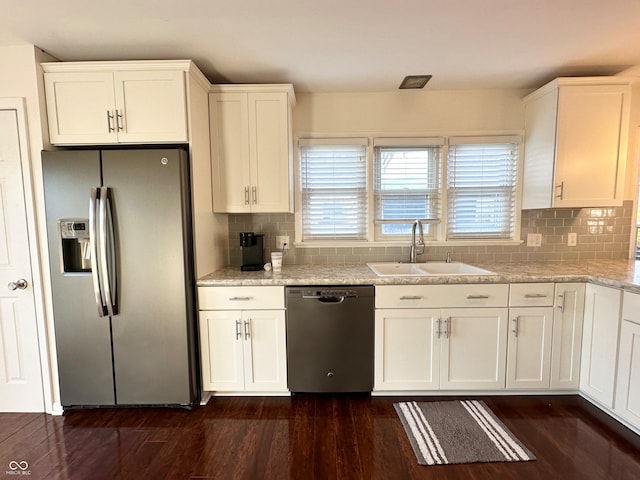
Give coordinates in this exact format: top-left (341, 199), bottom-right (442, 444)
top-left (418, 262), bottom-right (495, 275)
top-left (366, 262), bottom-right (432, 276)
top-left (366, 261), bottom-right (495, 277)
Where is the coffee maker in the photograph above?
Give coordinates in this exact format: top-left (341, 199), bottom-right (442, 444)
top-left (239, 232), bottom-right (265, 271)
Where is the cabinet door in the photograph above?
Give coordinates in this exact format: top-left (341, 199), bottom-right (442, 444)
top-left (374, 309), bottom-right (440, 391)
top-left (580, 284), bottom-right (622, 408)
top-left (242, 310), bottom-right (287, 391)
top-left (550, 283), bottom-right (585, 389)
top-left (555, 85), bottom-right (627, 207)
top-left (614, 292), bottom-right (640, 428)
top-left (506, 307), bottom-right (554, 389)
top-left (209, 92), bottom-right (251, 213)
top-left (248, 92), bottom-right (293, 213)
top-left (114, 70), bottom-right (187, 143)
top-left (199, 310), bottom-right (245, 391)
top-left (44, 71), bottom-right (118, 144)
top-left (440, 308), bottom-right (508, 390)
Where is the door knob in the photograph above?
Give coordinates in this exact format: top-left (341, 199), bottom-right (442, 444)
top-left (8, 279), bottom-right (28, 291)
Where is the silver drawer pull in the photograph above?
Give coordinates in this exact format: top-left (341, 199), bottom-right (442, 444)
top-left (229, 296), bottom-right (253, 301)
top-left (524, 293), bottom-right (548, 298)
top-left (467, 294), bottom-right (489, 299)
top-left (400, 295), bottom-right (423, 300)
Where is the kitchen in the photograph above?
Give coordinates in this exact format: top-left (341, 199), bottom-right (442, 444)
top-left (2, 0), bottom-right (640, 478)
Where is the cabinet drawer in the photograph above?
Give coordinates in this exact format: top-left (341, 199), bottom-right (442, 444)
top-left (509, 283), bottom-right (555, 307)
top-left (198, 286), bottom-right (284, 310)
top-left (375, 284), bottom-right (508, 309)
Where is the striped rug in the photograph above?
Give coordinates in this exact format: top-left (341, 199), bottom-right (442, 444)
top-left (394, 400), bottom-right (536, 466)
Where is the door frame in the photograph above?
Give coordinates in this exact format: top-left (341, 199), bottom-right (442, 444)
top-left (1, 98), bottom-right (56, 413)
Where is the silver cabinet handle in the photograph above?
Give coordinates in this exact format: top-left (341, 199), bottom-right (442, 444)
top-left (400, 295), bottom-right (423, 300)
top-left (229, 296), bottom-right (253, 301)
top-left (235, 320), bottom-right (242, 340)
top-left (555, 181), bottom-right (564, 200)
top-left (436, 318), bottom-right (442, 338)
top-left (512, 316), bottom-right (520, 337)
top-left (8, 279), bottom-right (28, 291)
top-left (244, 186), bottom-right (250, 205)
top-left (467, 295), bottom-right (489, 299)
top-left (444, 317), bottom-right (450, 339)
top-left (244, 320), bottom-right (251, 340)
top-left (116, 109), bottom-right (124, 132)
top-left (524, 293), bottom-right (548, 298)
top-left (251, 186), bottom-right (257, 205)
top-left (106, 110), bottom-right (115, 132)
top-left (557, 292), bottom-right (566, 313)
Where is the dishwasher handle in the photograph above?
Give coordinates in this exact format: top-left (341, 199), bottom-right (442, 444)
top-left (317, 296), bottom-right (346, 303)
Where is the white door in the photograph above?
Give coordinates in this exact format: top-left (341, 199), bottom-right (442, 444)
top-left (0, 106), bottom-right (44, 411)
top-left (242, 310), bottom-right (287, 392)
top-left (580, 284), bottom-right (622, 408)
top-left (199, 310), bottom-right (245, 391)
top-left (550, 283), bottom-right (585, 389)
top-left (374, 308), bottom-right (440, 391)
top-left (506, 307), bottom-right (554, 389)
top-left (440, 308), bottom-right (508, 390)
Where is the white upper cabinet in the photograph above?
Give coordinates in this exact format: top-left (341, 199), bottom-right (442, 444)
top-left (522, 77), bottom-right (630, 209)
top-left (209, 84), bottom-right (295, 213)
top-left (43, 61), bottom-right (190, 145)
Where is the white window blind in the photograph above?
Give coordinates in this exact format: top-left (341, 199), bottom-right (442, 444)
top-left (374, 140), bottom-right (442, 237)
top-left (299, 140), bottom-right (368, 240)
top-left (447, 138), bottom-right (519, 240)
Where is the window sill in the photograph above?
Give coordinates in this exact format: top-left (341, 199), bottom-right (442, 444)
top-left (293, 239), bottom-right (524, 249)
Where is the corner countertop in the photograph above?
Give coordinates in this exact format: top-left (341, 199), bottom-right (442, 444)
top-left (197, 259), bottom-right (640, 294)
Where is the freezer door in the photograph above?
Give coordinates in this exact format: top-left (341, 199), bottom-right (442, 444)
top-left (101, 149), bottom-right (197, 405)
top-left (42, 150), bottom-right (116, 406)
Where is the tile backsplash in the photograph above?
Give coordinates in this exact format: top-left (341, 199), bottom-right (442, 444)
top-left (228, 200), bottom-right (634, 266)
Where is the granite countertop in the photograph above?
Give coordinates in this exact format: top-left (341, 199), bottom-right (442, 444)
top-left (197, 259), bottom-right (640, 294)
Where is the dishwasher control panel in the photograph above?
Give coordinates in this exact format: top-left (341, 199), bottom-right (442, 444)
top-left (286, 286), bottom-right (374, 299)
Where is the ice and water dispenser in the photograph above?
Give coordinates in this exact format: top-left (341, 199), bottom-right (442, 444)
top-left (59, 219), bottom-right (91, 272)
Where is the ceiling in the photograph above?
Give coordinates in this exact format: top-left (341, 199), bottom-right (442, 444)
top-left (1, 0), bottom-right (639, 92)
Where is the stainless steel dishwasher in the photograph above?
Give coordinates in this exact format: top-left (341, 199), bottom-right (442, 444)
top-left (285, 285), bottom-right (374, 393)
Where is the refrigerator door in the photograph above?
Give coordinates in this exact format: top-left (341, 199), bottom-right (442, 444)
top-left (101, 149), bottom-right (197, 405)
top-left (42, 150), bottom-right (116, 406)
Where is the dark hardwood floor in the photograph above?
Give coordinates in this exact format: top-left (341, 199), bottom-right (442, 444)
top-left (1, 395), bottom-right (640, 479)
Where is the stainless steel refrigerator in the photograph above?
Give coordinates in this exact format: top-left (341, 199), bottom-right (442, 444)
top-left (42, 148), bottom-right (198, 408)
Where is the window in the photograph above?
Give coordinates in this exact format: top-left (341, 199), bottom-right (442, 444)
top-left (373, 138), bottom-right (443, 239)
top-left (447, 137), bottom-right (520, 240)
top-left (299, 139), bottom-right (368, 240)
top-left (297, 135), bottom-right (521, 244)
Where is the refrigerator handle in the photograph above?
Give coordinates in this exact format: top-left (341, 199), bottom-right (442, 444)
top-left (89, 188), bottom-right (108, 317)
top-left (99, 187), bottom-right (118, 317)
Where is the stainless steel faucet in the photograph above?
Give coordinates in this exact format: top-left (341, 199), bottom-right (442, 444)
top-left (409, 220), bottom-right (425, 263)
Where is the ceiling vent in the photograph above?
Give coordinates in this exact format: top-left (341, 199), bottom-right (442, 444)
top-left (399, 75), bottom-right (432, 89)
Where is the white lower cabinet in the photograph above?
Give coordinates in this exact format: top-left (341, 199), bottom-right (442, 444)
top-left (374, 309), bottom-right (440, 390)
top-left (506, 306), bottom-right (554, 389)
top-left (374, 284), bottom-right (509, 391)
top-left (550, 283), bottom-right (585, 389)
top-left (440, 308), bottom-right (508, 390)
top-left (580, 284), bottom-right (622, 408)
top-left (198, 286), bottom-right (287, 394)
top-left (506, 283), bottom-right (555, 389)
top-left (614, 291), bottom-right (640, 429)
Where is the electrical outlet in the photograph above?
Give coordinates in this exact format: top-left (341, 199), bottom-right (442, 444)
top-left (567, 232), bottom-right (577, 247)
top-left (276, 235), bottom-right (289, 249)
top-left (527, 233), bottom-right (542, 247)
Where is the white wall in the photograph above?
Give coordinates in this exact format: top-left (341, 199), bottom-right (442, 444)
top-left (293, 89), bottom-right (527, 135)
